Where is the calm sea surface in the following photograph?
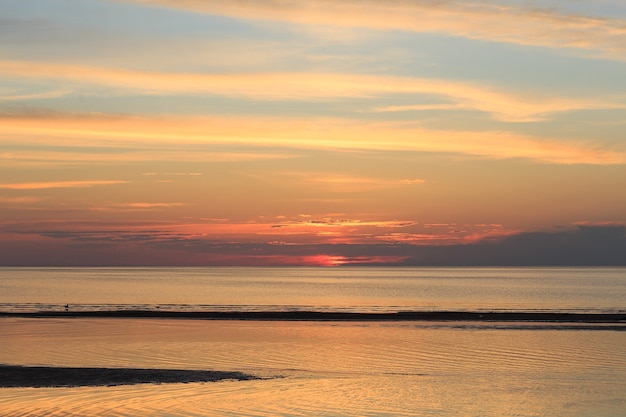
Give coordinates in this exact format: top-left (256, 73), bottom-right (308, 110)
top-left (1, 267), bottom-right (625, 416)
top-left (1, 266), bottom-right (625, 313)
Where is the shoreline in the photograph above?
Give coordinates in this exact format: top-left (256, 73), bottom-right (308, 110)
top-left (1, 310), bottom-right (625, 322)
top-left (0, 365), bottom-right (258, 388)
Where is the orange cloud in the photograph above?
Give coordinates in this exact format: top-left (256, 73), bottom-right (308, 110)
top-left (400, 178), bottom-right (426, 185)
top-left (95, 202), bottom-right (187, 211)
top-left (285, 173), bottom-right (427, 192)
top-left (300, 254), bottom-right (409, 266)
top-left (1, 60), bottom-right (623, 121)
top-left (377, 233), bottom-right (454, 243)
top-left (0, 196), bottom-right (41, 204)
top-left (0, 180), bottom-right (127, 190)
top-left (129, 0), bottom-right (626, 60)
top-left (2, 112), bottom-right (624, 164)
top-left (0, 89), bottom-right (69, 101)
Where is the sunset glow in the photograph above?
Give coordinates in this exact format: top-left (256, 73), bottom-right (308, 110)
top-left (1, 0), bottom-right (625, 265)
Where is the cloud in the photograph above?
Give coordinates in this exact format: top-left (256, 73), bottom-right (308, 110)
top-left (127, 0), bottom-right (626, 60)
top-left (0, 196), bottom-right (41, 204)
top-left (400, 178), bottom-right (426, 185)
top-left (0, 221), bottom-right (195, 245)
top-left (192, 224), bottom-right (626, 266)
top-left (96, 202), bottom-right (187, 211)
top-left (440, 224), bottom-right (626, 266)
top-left (0, 89), bottom-right (70, 101)
top-left (0, 180), bottom-right (128, 190)
top-left (1, 59), bottom-right (624, 122)
top-left (142, 172), bottom-right (202, 176)
top-left (285, 173), bottom-right (427, 191)
top-left (2, 223), bottom-right (623, 266)
top-left (271, 218), bottom-right (419, 229)
top-left (3, 112), bottom-right (624, 165)
top-left (0, 148), bottom-right (294, 168)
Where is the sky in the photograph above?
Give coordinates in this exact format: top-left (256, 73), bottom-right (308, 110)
top-left (1, 0), bottom-right (625, 266)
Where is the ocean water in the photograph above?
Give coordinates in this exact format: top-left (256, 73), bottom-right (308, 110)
top-left (1, 267), bottom-right (625, 416)
top-left (1, 266), bottom-right (625, 313)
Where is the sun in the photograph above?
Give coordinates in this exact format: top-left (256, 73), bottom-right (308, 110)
top-left (305, 255), bottom-right (348, 266)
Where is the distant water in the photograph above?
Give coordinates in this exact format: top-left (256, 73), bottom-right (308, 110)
top-left (1, 266), bottom-right (625, 313)
top-left (1, 267), bottom-right (625, 417)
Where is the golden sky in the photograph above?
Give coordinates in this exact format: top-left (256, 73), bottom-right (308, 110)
top-left (1, 0), bottom-right (625, 265)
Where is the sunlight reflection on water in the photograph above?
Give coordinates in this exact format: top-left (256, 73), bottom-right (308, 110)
top-left (1, 267), bottom-right (625, 314)
top-left (2, 267), bottom-right (625, 416)
top-left (1, 318), bottom-right (625, 417)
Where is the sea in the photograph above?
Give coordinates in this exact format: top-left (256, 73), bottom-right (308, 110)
top-left (1, 266), bottom-right (625, 416)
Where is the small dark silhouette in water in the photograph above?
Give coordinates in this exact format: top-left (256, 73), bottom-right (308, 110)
top-left (64, 304), bottom-right (69, 311)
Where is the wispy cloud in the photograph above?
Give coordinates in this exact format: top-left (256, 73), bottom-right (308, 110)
top-left (0, 149), bottom-right (294, 168)
top-left (285, 173), bottom-right (427, 191)
top-left (271, 218), bottom-right (418, 229)
top-left (7, 220), bottom-right (621, 266)
top-left (0, 196), bottom-right (41, 204)
top-left (3, 112), bottom-right (624, 165)
top-left (0, 89), bottom-right (69, 101)
top-left (1, 60), bottom-right (623, 122)
top-left (128, 0), bottom-right (626, 60)
top-left (97, 202), bottom-right (186, 211)
top-left (400, 178), bottom-right (426, 185)
top-left (142, 172), bottom-right (202, 177)
top-left (0, 180), bottom-right (127, 190)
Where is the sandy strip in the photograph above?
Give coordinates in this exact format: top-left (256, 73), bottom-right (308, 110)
top-left (0, 311), bottom-right (624, 322)
top-left (0, 365), bottom-right (258, 388)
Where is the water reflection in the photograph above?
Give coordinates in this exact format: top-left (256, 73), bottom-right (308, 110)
top-left (1, 318), bottom-right (625, 416)
top-left (2, 267), bottom-right (625, 313)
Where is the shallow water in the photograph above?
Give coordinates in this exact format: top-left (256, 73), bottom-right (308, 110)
top-left (1, 318), bottom-right (625, 416)
top-left (1, 267), bottom-right (625, 416)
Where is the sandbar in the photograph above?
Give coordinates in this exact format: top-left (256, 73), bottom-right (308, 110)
top-left (0, 365), bottom-right (258, 388)
top-left (1, 310), bottom-right (624, 322)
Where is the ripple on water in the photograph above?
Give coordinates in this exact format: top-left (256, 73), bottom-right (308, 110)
top-left (1, 319), bottom-right (625, 417)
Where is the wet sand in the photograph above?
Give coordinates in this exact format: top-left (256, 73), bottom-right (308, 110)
top-left (1, 310), bottom-right (624, 322)
top-left (0, 365), bottom-right (258, 388)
